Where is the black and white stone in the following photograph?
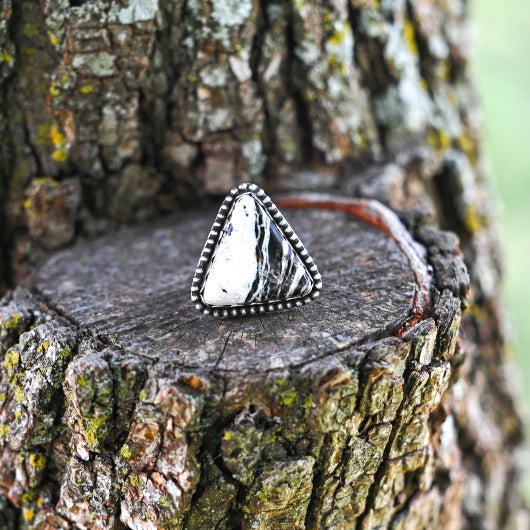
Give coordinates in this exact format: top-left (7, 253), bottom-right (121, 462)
top-left (202, 193), bottom-right (313, 306)
top-left (191, 183), bottom-right (322, 316)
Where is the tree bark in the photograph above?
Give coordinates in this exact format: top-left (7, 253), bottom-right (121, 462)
top-left (0, 0), bottom-right (527, 529)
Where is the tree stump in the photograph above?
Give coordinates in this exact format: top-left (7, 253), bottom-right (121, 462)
top-left (0, 0), bottom-right (528, 528)
top-left (0, 197), bottom-right (523, 529)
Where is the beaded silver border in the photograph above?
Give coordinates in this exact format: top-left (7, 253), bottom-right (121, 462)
top-left (190, 182), bottom-right (322, 317)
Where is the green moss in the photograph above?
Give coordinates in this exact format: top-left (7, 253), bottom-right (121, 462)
top-left (80, 83), bottom-right (99, 94)
top-left (50, 125), bottom-right (65, 145)
top-left (36, 177), bottom-right (59, 187)
top-left (21, 490), bottom-right (38, 504)
top-left (29, 453), bottom-right (47, 469)
top-left (37, 341), bottom-right (50, 353)
top-left (50, 126), bottom-right (69, 162)
top-left (465, 204), bottom-right (485, 233)
top-left (0, 424), bottom-right (8, 437)
top-left (4, 313), bottom-right (21, 329)
top-left (258, 490), bottom-right (269, 501)
top-left (47, 30), bottom-right (60, 47)
top-left (83, 415), bottom-right (110, 447)
top-left (5, 349), bottom-right (20, 370)
top-left (78, 374), bottom-right (90, 387)
top-left (1, 49), bottom-right (14, 64)
top-left (50, 82), bottom-right (60, 96)
top-left (121, 444), bottom-right (134, 458)
top-left (14, 386), bottom-right (25, 403)
top-left (404, 20), bottom-right (419, 55)
top-left (139, 389), bottom-right (147, 400)
top-left (60, 345), bottom-right (72, 361)
top-left (329, 22), bottom-right (350, 46)
top-left (130, 474), bottom-right (142, 487)
top-left (427, 128), bottom-right (452, 151)
top-left (52, 145), bottom-right (69, 162)
top-left (458, 131), bottom-right (477, 166)
top-left (23, 23), bottom-right (40, 38)
top-left (281, 389), bottom-right (297, 406)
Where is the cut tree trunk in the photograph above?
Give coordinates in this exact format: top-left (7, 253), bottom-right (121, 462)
top-left (0, 0), bottom-right (528, 529)
top-left (0, 202), bottom-right (474, 528)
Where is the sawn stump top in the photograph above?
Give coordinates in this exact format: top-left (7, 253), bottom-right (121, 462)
top-left (32, 206), bottom-right (417, 373)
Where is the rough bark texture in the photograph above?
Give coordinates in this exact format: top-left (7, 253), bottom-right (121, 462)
top-left (0, 0), bottom-right (528, 529)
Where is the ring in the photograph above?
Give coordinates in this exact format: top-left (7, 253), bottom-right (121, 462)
top-left (191, 183), bottom-right (322, 317)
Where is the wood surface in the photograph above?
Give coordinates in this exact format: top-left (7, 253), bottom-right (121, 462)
top-left (34, 207), bottom-right (416, 372)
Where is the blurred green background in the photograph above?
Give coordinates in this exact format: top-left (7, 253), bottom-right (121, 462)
top-left (472, 0), bottom-right (530, 494)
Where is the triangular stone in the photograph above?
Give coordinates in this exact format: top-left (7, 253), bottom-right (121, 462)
top-left (201, 193), bottom-right (314, 307)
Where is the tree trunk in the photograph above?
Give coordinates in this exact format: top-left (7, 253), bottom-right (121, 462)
top-left (0, 0), bottom-right (527, 529)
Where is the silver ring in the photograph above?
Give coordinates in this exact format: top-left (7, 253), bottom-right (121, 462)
top-left (191, 183), bottom-right (322, 317)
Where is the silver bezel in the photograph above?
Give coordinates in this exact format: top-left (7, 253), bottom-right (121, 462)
top-left (190, 183), bottom-right (322, 317)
